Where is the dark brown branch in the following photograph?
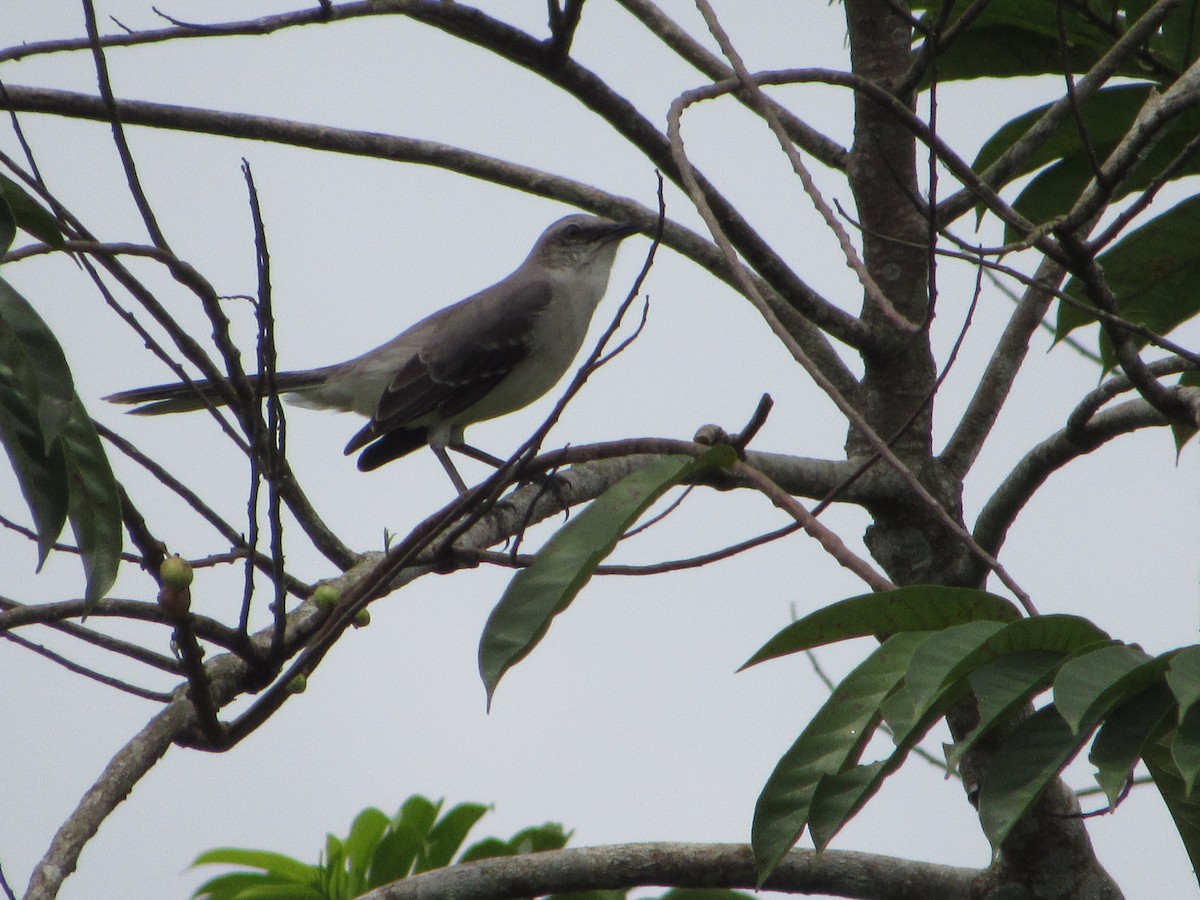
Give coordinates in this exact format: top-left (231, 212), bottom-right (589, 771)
top-left (1056, 231), bottom-right (1199, 426)
top-left (0, 595), bottom-right (243, 653)
top-left (2, 631), bottom-right (172, 702)
top-left (357, 842), bottom-right (978, 900)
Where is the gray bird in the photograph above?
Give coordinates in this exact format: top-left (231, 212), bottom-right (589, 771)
top-left (106, 214), bottom-right (638, 492)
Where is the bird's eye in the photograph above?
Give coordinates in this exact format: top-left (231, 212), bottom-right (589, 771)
top-left (563, 223), bottom-right (583, 240)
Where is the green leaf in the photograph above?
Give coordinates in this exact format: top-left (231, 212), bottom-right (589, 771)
top-left (192, 871), bottom-right (324, 900)
top-left (913, 0), bottom-right (1117, 84)
top-left (977, 705), bottom-right (1090, 848)
top-left (394, 794), bottom-right (441, 839)
top-left (1167, 646), bottom-right (1200, 714)
top-left (366, 824), bottom-right (424, 889)
top-left (320, 833), bottom-right (345, 900)
top-left (766, 622), bottom-right (1014, 863)
top-left (0, 275), bottom-right (122, 602)
top-left (457, 822), bottom-right (569, 865)
top-left (0, 352), bottom-right (68, 565)
top-left (1174, 703), bottom-right (1200, 796)
top-left (419, 802), bottom-right (490, 872)
top-left (947, 649), bottom-right (1065, 770)
top-left (881, 620), bottom-right (1008, 741)
top-left (1052, 643), bottom-right (1158, 733)
top-left (970, 84), bottom-right (1200, 246)
top-left (547, 891), bottom-right (630, 900)
top-left (751, 631), bottom-right (927, 882)
top-left (973, 86), bottom-right (1150, 194)
top-left (368, 796), bottom-right (440, 882)
top-left (0, 173), bottom-right (64, 249)
top-left (1090, 683), bottom-right (1175, 808)
top-left (507, 822), bottom-right (570, 854)
top-left (978, 614), bottom-right (1111, 657)
top-left (1058, 196), bottom-right (1200, 365)
top-left (192, 872), bottom-right (281, 900)
top-left (657, 891), bottom-right (756, 900)
top-left (61, 394), bottom-right (123, 609)
top-left (1157, 4), bottom-right (1200, 71)
top-left (0, 193), bottom-right (14, 258)
top-left (457, 837), bottom-right (512, 864)
top-left (343, 807), bottom-right (389, 891)
top-left (944, 615), bottom-right (1109, 769)
top-left (479, 451), bottom-right (730, 705)
top-left (807, 761), bottom-right (887, 852)
top-left (192, 849), bottom-right (320, 885)
top-left (0, 275), bottom-right (76, 446)
top-left (741, 585), bottom-right (1021, 670)
top-left (1144, 738), bottom-right (1200, 876)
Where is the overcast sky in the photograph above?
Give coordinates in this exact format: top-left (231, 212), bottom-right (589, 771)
top-left (2, 3), bottom-right (1198, 899)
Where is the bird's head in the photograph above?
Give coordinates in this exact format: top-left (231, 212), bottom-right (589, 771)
top-left (528, 214), bottom-right (639, 272)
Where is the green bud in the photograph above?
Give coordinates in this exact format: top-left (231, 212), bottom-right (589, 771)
top-left (353, 609), bottom-right (371, 629)
top-left (286, 675), bottom-right (308, 694)
top-left (312, 585), bottom-right (340, 609)
top-left (160, 555), bottom-right (194, 590)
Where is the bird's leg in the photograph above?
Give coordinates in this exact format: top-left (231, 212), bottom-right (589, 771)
top-left (449, 442), bottom-right (507, 469)
top-left (432, 444), bottom-right (470, 495)
top-left (451, 441), bottom-right (571, 512)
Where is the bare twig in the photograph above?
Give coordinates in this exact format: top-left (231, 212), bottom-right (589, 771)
top-left (695, 0), bottom-right (918, 335)
top-left (0, 595), bottom-right (244, 651)
top-left (80, 0), bottom-right (172, 251)
top-left (2, 632), bottom-right (172, 702)
top-left (733, 461), bottom-right (894, 592)
top-left (616, 0), bottom-right (849, 171)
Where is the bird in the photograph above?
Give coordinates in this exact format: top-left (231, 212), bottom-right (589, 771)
top-left (106, 213), bottom-right (639, 493)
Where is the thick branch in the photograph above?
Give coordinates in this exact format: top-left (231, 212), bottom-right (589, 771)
top-left (359, 842), bottom-right (978, 900)
top-left (940, 257), bottom-right (1065, 477)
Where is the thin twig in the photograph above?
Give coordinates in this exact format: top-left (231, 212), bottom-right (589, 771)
top-left (80, 0), bottom-right (172, 251)
top-left (2, 632), bottom-right (173, 702)
top-left (695, 0), bottom-right (919, 334)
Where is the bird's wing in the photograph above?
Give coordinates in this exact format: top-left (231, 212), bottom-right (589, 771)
top-left (343, 277), bottom-right (553, 454)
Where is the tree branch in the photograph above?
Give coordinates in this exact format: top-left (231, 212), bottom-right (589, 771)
top-left (615, 0), bottom-right (849, 172)
top-left (940, 257), bottom-right (1065, 477)
top-left (359, 842), bottom-right (978, 900)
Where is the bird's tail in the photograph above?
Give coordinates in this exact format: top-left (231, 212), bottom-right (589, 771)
top-left (105, 371), bottom-right (327, 415)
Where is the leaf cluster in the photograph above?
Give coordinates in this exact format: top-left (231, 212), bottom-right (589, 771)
top-left (191, 793), bottom-right (754, 900)
top-left (0, 175), bottom-right (120, 608)
top-left (745, 587), bottom-right (1200, 882)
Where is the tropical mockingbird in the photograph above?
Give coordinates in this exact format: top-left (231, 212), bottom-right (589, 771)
top-left (107, 214), bottom-right (638, 493)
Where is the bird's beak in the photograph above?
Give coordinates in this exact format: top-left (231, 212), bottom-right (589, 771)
top-left (607, 221), bottom-right (640, 241)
